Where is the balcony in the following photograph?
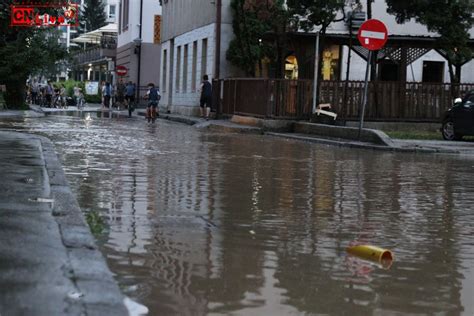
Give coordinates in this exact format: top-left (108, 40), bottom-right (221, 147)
top-left (71, 24), bottom-right (117, 65)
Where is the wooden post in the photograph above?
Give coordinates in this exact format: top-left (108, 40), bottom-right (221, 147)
top-left (398, 47), bottom-right (407, 118)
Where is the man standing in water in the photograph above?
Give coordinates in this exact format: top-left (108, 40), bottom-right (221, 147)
top-left (199, 75), bottom-right (212, 120)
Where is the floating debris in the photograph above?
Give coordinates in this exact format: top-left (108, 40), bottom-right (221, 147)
top-left (347, 244), bottom-right (393, 269)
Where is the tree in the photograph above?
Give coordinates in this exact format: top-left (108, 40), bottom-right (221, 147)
top-left (80, 0), bottom-right (107, 33)
top-left (386, 0), bottom-right (474, 84)
top-left (286, 0), bottom-right (346, 35)
top-left (0, 1), bottom-right (67, 108)
top-left (227, 0), bottom-right (287, 77)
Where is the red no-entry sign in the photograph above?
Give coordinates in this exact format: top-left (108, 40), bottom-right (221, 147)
top-left (358, 19), bottom-right (388, 51)
top-left (116, 65), bottom-right (128, 76)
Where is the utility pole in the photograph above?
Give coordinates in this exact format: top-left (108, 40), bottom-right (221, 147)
top-left (214, 0), bottom-right (222, 117)
top-left (136, 0), bottom-right (144, 103)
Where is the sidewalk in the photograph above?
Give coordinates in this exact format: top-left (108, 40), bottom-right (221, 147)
top-left (10, 105), bottom-right (474, 155)
top-left (143, 112), bottom-right (474, 155)
top-left (0, 131), bottom-right (128, 316)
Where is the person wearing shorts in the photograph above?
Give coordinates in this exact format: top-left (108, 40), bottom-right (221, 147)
top-left (199, 75), bottom-right (212, 120)
top-left (145, 83), bottom-right (160, 123)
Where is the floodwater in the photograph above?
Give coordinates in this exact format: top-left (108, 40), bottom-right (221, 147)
top-left (2, 113), bottom-right (474, 315)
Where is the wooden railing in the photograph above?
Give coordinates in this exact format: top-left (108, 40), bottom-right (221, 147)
top-left (213, 79), bottom-right (474, 122)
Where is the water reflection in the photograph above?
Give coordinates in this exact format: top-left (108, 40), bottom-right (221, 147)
top-left (1, 116), bottom-right (473, 315)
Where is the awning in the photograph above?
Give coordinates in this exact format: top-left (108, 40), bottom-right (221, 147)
top-left (72, 23), bottom-right (117, 44)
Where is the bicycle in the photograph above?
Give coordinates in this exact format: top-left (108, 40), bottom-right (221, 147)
top-left (146, 101), bottom-right (158, 123)
top-left (51, 92), bottom-right (62, 108)
top-left (125, 96), bottom-right (135, 117)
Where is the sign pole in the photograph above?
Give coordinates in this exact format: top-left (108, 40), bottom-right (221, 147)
top-left (358, 50), bottom-right (372, 140)
top-left (356, 19), bottom-right (388, 140)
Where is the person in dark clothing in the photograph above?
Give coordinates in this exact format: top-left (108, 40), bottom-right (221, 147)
top-left (199, 75), bottom-right (212, 119)
top-left (125, 81), bottom-right (136, 117)
top-left (103, 82), bottom-right (111, 108)
top-left (145, 83), bottom-right (160, 123)
top-left (45, 81), bottom-right (53, 107)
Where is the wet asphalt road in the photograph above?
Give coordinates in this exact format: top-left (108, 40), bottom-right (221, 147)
top-left (1, 113), bottom-right (474, 315)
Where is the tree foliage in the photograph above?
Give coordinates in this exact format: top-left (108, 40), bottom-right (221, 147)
top-left (227, 0), bottom-right (287, 77)
top-left (0, 1), bottom-right (67, 108)
top-left (286, 0), bottom-right (346, 34)
top-left (386, 0), bottom-right (474, 83)
top-left (80, 0), bottom-right (107, 33)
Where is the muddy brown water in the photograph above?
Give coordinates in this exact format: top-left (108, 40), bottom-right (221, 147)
top-left (2, 113), bottom-right (474, 315)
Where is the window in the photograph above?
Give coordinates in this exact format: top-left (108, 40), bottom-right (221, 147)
top-left (118, 2), bottom-right (121, 33)
top-left (192, 41), bottom-right (197, 91)
top-left (154, 15), bottom-right (161, 44)
top-left (176, 46), bottom-right (181, 92)
top-left (162, 49), bottom-right (167, 93)
top-left (422, 61), bottom-right (444, 83)
top-left (201, 38), bottom-right (208, 80)
top-left (321, 45), bottom-right (340, 81)
top-left (379, 61), bottom-right (399, 81)
top-left (122, 0), bottom-right (129, 31)
top-left (109, 5), bottom-right (116, 19)
top-left (183, 44), bottom-right (188, 92)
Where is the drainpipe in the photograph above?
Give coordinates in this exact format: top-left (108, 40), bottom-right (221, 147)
top-left (214, 0), bottom-right (222, 117)
top-left (136, 0), bottom-right (144, 102)
top-left (215, 0), bottom-right (222, 79)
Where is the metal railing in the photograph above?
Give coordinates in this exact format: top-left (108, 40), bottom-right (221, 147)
top-left (72, 35), bottom-right (117, 65)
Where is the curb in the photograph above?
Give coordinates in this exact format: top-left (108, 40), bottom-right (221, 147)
top-left (35, 134), bottom-right (129, 315)
top-left (266, 132), bottom-right (462, 154)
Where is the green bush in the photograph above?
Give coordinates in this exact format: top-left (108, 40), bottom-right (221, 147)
top-left (85, 93), bottom-right (102, 103)
top-left (62, 79), bottom-right (80, 97)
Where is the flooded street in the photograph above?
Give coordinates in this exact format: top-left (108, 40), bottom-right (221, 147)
top-left (2, 113), bottom-right (474, 315)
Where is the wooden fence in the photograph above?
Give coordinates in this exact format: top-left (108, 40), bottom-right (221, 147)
top-left (213, 79), bottom-right (474, 122)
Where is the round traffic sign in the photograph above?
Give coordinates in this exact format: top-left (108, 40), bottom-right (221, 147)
top-left (116, 65), bottom-right (128, 76)
top-left (357, 19), bottom-right (388, 51)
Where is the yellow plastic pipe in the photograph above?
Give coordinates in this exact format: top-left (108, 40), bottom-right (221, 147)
top-left (347, 245), bottom-right (394, 269)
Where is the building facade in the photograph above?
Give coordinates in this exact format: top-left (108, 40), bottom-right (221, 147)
top-left (160, 0), bottom-right (242, 115)
top-left (117, 0), bottom-right (162, 98)
top-left (68, 0), bottom-right (119, 84)
top-left (286, 0), bottom-right (474, 84)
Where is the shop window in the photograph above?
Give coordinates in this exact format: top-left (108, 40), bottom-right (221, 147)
top-left (321, 45), bottom-right (340, 81)
top-left (285, 55), bottom-right (298, 79)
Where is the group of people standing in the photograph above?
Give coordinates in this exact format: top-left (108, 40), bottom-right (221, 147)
top-left (27, 80), bottom-right (67, 108)
top-left (101, 80), bottom-right (136, 113)
top-left (26, 74), bottom-right (213, 120)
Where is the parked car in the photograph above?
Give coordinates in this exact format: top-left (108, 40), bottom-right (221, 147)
top-left (441, 90), bottom-right (474, 140)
